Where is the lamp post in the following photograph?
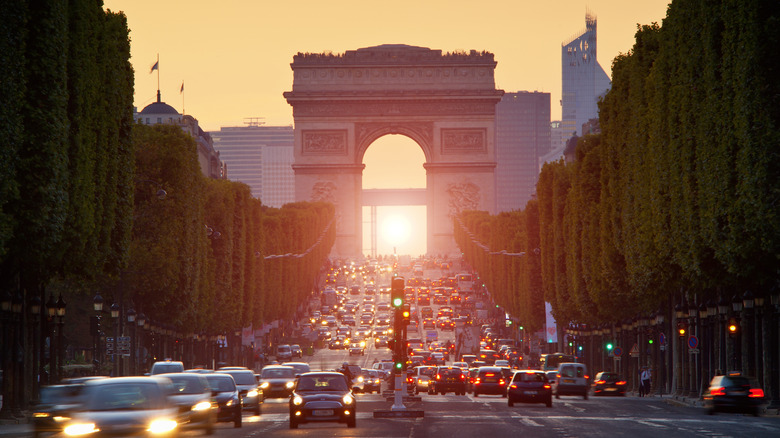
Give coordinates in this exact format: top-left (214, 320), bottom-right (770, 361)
top-left (55, 295), bottom-right (66, 382)
top-left (137, 313), bottom-right (146, 374)
top-left (717, 297), bottom-right (730, 373)
top-left (93, 294), bottom-right (104, 374)
top-left (111, 302), bottom-right (120, 376)
top-left (127, 308), bottom-right (136, 375)
top-left (731, 295), bottom-right (743, 372)
top-left (741, 291), bottom-right (755, 379)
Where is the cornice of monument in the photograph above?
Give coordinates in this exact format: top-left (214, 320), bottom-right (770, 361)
top-left (291, 44), bottom-right (496, 67)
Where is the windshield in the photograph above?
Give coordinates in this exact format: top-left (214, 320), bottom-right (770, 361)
top-left (205, 376), bottom-right (236, 392)
top-left (169, 376), bottom-right (206, 394)
top-left (85, 383), bottom-right (162, 411)
top-left (296, 375), bottom-right (348, 392)
top-left (222, 371), bottom-right (256, 385)
top-left (262, 368), bottom-right (295, 379)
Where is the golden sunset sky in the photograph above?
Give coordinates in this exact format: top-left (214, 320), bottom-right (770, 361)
top-left (103, 0), bottom-right (671, 256)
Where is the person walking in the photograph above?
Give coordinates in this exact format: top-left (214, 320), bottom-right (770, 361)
top-left (640, 367), bottom-right (651, 397)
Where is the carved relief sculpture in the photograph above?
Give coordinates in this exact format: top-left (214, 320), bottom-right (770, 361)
top-left (302, 130), bottom-right (348, 155)
top-left (446, 181), bottom-right (481, 217)
top-left (441, 128), bottom-right (486, 153)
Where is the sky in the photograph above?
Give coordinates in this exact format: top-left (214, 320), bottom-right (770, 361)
top-left (103, 0), bottom-right (672, 257)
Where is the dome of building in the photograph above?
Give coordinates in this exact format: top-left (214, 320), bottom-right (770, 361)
top-left (139, 100), bottom-right (179, 115)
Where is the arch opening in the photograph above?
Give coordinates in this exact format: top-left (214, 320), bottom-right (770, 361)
top-left (362, 135), bottom-right (426, 258)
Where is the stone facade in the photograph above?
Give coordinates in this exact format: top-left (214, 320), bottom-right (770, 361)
top-left (285, 44), bottom-right (503, 257)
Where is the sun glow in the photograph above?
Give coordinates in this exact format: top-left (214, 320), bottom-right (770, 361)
top-left (382, 215), bottom-right (411, 246)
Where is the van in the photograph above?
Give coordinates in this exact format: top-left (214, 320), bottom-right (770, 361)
top-left (554, 362), bottom-right (589, 399)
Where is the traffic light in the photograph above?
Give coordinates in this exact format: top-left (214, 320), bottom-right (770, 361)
top-left (401, 303), bottom-right (411, 325)
top-left (677, 321), bottom-right (686, 337)
top-left (391, 276), bottom-right (404, 308)
top-left (728, 318), bottom-right (739, 336)
top-left (605, 342), bottom-right (613, 351)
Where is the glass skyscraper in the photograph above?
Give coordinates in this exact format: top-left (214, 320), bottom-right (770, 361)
top-left (561, 12), bottom-right (611, 140)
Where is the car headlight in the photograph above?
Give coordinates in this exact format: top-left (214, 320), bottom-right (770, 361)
top-left (147, 419), bottom-right (177, 434)
top-left (64, 423), bottom-right (98, 436)
top-left (357, 376), bottom-right (364, 383)
top-left (286, 381), bottom-right (294, 389)
top-left (260, 382), bottom-right (269, 389)
top-left (192, 401), bottom-right (212, 411)
top-left (342, 394), bottom-right (354, 405)
top-left (226, 399), bottom-right (234, 407)
top-left (293, 396), bottom-right (303, 406)
top-left (247, 389), bottom-right (259, 398)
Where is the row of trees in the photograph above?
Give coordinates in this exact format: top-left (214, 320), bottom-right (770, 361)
top-left (456, 0), bottom-right (778, 333)
top-left (0, 1), bottom-right (334, 413)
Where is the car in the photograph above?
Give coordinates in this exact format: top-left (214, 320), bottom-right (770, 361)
top-left (472, 366), bottom-right (508, 397)
top-left (478, 349), bottom-right (501, 365)
top-left (554, 362), bottom-right (589, 399)
top-left (431, 352), bottom-right (446, 365)
top-left (216, 368), bottom-right (262, 415)
top-left (32, 383), bottom-right (88, 437)
top-left (165, 373), bottom-right (217, 434)
top-left (452, 361), bottom-right (469, 370)
top-left (494, 359), bottom-right (510, 368)
top-left (276, 344), bottom-right (293, 361)
top-left (204, 372), bottom-right (243, 428)
top-left (591, 371), bottom-right (627, 396)
top-left (290, 344), bottom-right (303, 358)
top-left (257, 365), bottom-right (296, 400)
top-left (349, 345), bottom-right (365, 356)
top-left (412, 366), bottom-right (437, 395)
top-left (289, 372), bottom-right (356, 429)
top-left (429, 366), bottom-right (466, 395)
top-left (149, 359), bottom-right (184, 375)
top-left (703, 372), bottom-right (765, 416)
top-left (353, 369), bottom-right (382, 394)
top-left (329, 336), bottom-right (347, 349)
top-left (60, 376), bottom-right (180, 436)
top-left (422, 318), bottom-right (436, 330)
top-left (282, 362), bottom-right (312, 376)
top-left (507, 370), bottom-right (552, 407)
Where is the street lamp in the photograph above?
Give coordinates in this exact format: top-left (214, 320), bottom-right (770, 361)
top-left (111, 303), bottom-right (120, 376)
top-left (55, 295), bottom-right (66, 383)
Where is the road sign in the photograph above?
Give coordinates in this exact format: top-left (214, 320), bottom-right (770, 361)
top-left (613, 347), bottom-right (622, 357)
top-left (659, 332), bottom-right (666, 345)
top-left (688, 335), bottom-right (698, 349)
top-left (629, 343), bottom-right (639, 357)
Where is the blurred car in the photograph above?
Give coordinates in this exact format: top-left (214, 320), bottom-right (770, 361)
top-left (216, 368), bottom-right (262, 415)
top-left (276, 344), bottom-right (293, 361)
top-left (422, 318), bottom-right (436, 330)
top-left (591, 371), bottom-right (627, 396)
top-left (258, 365), bottom-right (296, 400)
top-left (290, 344), bottom-right (303, 359)
top-left (554, 363), bottom-right (589, 400)
top-left (60, 376), bottom-right (179, 436)
top-left (507, 370), bottom-right (552, 407)
top-left (204, 373), bottom-right (242, 428)
top-left (289, 372), bottom-right (356, 429)
top-left (165, 373), bottom-right (216, 434)
top-left (412, 366), bottom-right (437, 395)
top-left (703, 372), bottom-right (765, 416)
top-left (149, 360), bottom-right (184, 375)
top-left (349, 345), bottom-right (365, 356)
top-left (452, 361), bottom-right (469, 371)
top-left (32, 383), bottom-right (87, 437)
top-left (352, 369), bottom-right (381, 394)
top-left (431, 352), bottom-right (446, 365)
top-left (472, 367), bottom-right (508, 397)
top-left (282, 362), bottom-right (312, 376)
top-left (429, 366), bottom-right (466, 395)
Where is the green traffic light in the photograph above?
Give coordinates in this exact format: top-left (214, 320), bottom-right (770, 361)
top-left (648, 339), bottom-right (654, 344)
top-left (395, 362), bottom-right (402, 369)
top-left (568, 342), bottom-right (573, 347)
top-left (392, 297), bottom-right (403, 307)
top-left (606, 343), bottom-right (613, 350)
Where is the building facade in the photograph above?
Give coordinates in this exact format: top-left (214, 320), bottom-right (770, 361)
top-left (210, 124), bottom-right (295, 207)
top-left (494, 91), bottom-right (551, 212)
top-left (561, 12), bottom-right (611, 141)
top-left (134, 92), bottom-right (225, 179)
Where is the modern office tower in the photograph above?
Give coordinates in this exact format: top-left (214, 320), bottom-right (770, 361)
top-left (494, 91), bottom-right (551, 212)
top-left (210, 123), bottom-right (294, 207)
top-left (561, 11), bottom-right (611, 141)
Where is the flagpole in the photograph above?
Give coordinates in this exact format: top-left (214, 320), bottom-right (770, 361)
top-left (156, 54), bottom-right (160, 96)
top-left (181, 81), bottom-right (185, 115)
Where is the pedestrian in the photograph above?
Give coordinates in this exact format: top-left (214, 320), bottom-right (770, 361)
top-left (641, 367), bottom-right (651, 397)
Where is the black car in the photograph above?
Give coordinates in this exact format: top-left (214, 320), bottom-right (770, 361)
top-left (703, 372), bottom-right (765, 416)
top-left (204, 373), bottom-right (242, 428)
top-left (289, 372), bottom-right (356, 429)
top-left (429, 366), bottom-right (466, 395)
top-left (165, 373), bottom-right (216, 434)
top-left (258, 365), bottom-right (296, 399)
top-left (216, 368), bottom-right (262, 415)
top-left (507, 370), bottom-right (552, 407)
top-left (32, 384), bottom-right (86, 437)
top-left (472, 366), bottom-right (508, 397)
top-left (591, 371), bottom-right (627, 396)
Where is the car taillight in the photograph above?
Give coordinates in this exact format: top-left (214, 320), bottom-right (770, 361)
top-left (749, 388), bottom-right (764, 398)
top-left (596, 380), bottom-right (605, 385)
top-left (616, 381), bottom-right (626, 385)
top-left (485, 373), bottom-right (495, 377)
top-left (499, 379), bottom-right (506, 386)
top-left (585, 375), bottom-right (589, 380)
top-left (510, 384), bottom-right (517, 389)
top-left (710, 387), bottom-right (726, 396)
top-left (475, 378), bottom-right (481, 384)
top-left (543, 384), bottom-right (551, 389)
top-left (436, 374), bottom-right (441, 380)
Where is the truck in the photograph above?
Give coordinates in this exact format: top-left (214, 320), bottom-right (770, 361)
top-left (321, 288), bottom-right (338, 311)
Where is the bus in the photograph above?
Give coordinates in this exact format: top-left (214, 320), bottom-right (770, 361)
top-left (456, 273), bottom-right (473, 293)
top-left (540, 352), bottom-right (576, 371)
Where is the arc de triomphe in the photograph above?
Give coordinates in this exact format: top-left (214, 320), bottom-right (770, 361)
top-left (284, 44), bottom-right (504, 257)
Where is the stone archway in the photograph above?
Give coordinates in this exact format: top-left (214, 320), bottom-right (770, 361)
top-left (284, 44), bottom-right (504, 257)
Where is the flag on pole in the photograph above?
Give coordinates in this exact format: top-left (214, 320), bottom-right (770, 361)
top-left (180, 81), bottom-right (184, 94)
top-left (149, 60), bottom-right (159, 74)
